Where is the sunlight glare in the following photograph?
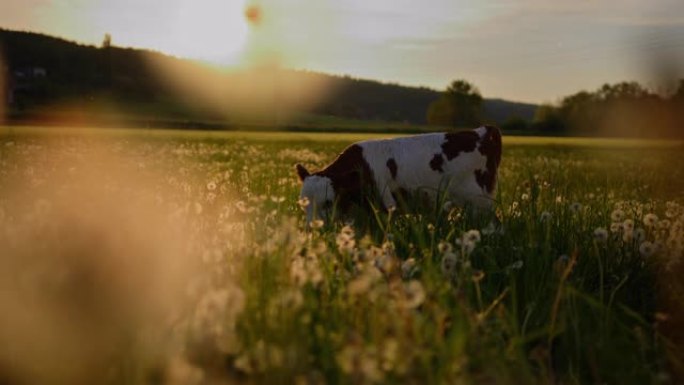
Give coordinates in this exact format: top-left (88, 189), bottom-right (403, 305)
top-left (175, 0), bottom-right (249, 66)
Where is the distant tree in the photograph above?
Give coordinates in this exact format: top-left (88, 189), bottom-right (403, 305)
top-left (532, 103), bottom-right (565, 133)
top-left (427, 79), bottom-right (482, 127)
top-left (102, 33), bottom-right (112, 49)
top-left (595, 81), bottom-right (652, 102)
top-left (671, 79), bottom-right (684, 101)
top-left (501, 116), bottom-right (528, 131)
top-left (426, 97), bottom-right (454, 126)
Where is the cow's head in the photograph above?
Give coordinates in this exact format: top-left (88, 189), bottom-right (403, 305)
top-left (296, 164), bottom-right (335, 224)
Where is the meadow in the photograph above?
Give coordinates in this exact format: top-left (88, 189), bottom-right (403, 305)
top-left (0, 127), bottom-right (683, 385)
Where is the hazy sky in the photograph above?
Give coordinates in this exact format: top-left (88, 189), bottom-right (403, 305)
top-left (1, 0), bottom-right (683, 103)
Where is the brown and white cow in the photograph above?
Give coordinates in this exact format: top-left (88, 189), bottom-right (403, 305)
top-left (296, 125), bottom-right (502, 223)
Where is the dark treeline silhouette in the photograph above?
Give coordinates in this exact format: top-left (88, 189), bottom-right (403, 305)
top-left (533, 81), bottom-right (684, 138)
top-left (0, 29), bottom-right (535, 130)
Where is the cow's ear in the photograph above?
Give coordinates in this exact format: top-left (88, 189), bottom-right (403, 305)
top-left (295, 164), bottom-right (310, 181)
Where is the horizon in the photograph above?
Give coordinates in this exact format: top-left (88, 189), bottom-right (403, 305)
top-left (1, 0), bottom-right (684, 104)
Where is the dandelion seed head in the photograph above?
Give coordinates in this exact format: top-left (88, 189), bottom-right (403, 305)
top-left (402, 280), bottom-right (426, 309)
top-left (437, 241), bottom-right (453, 253)
top-left (643, 213), bottom-right (658, 227)
top-left (297, 197), bottom-right (310, 208)
top-left (634, 227), bottom-right (646, 243)
top-left (309, 219), bottom-right (324, 229)
top-left (441, 252), bottom-right (457, 277)
top-left (540, 211), bottom-right (552, 222)
top-left (639, 241), bottom-right (656, 258)
top-left (464, 229), bottom-right (481, 244)
top-left (401, 258), bottom-right (417, 278)
top-left (593, 227), bottom-right (609, 243)
top-left (569, 202), bottom-right (582, 213)
top-left (611, 209), bottom-right (625, 222)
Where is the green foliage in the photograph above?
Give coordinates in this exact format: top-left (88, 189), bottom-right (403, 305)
top-left (501, 116), bottom-right (529, 131)
top-left (427, 80), bottom-right (483, 128)
top-left (2, 128), bottom-right (682, 384)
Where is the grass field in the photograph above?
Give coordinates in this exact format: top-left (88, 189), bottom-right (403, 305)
top-left (1, 127), bottom-right (683, 384)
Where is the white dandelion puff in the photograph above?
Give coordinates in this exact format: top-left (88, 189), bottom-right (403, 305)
top-left (297, 197), bottom-right (310, 208)
top-left (402, 280), bottom-right (426, 309)
top-left (437, 241), bottom-right (453, 253)
top-left (441, 252), bottom-right (457, 277)
top-left (639, 241), bottom-right (656, 258)
top-left (611, 209), bottom-right (625, 222)
top-left (593, 227), bottom-right (609, 243)
top-left (401, 258), bottom-right (417, 278)
top-left (309, 219), bottom-right (324, 229)
top-left (464, 229), bottom-right (481, 244)
top-left (643, 213), bottom-right (658, 228)
top-left (569, 202), bottom-right (582, 213)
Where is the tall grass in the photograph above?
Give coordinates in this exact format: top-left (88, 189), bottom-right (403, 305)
top-left (0, 129), bottom-right (682, 384)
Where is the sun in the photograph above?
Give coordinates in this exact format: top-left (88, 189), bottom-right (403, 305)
top-left (175, 0), bottom-right (249, 66)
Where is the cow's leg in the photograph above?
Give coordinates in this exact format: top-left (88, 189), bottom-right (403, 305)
top-left (380, 187), bottom-right (397, 211)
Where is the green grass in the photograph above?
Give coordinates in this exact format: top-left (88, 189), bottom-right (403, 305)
top-left (0, 126), bottom-right (683, 384)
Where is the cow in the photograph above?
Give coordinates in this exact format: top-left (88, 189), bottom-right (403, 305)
top-left (295, 125), bottom-right (502, 224)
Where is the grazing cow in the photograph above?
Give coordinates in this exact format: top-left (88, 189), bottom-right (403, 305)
top-left (296, 125), bottom-right (502, 223)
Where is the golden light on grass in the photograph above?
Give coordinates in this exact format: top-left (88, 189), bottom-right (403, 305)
top-left (0, 139), bottom-right (247, 384)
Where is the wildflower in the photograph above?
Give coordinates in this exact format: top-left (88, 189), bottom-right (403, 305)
top-left (622, 219), bottom-right (634, 232)
top-left (521, 193), bottom-right (530, 201)
top-left (441, 252), bottom-right (457, 277)
top-left (593, 227), bottom-right (609, 243)
top-left (610, 222), bottom-right (622, 233)
top-left (642, 213), bottom-right (658, 228)
top-left (206, 181), bottom-right (217, 191)
top-left (639, 241), bottom-right (656, 258)
top-left (297, 197), bottom-right (310, 208)
top-left (401, 258), bottom-right (417, 278)
top-left (634, 228), bottom-right (646, 243)
top-left (336, 235), bottom-right (356, 254)
top-left (442, 200), bottom-right (453, 212)
top-left (472, 270), bottom-right (485, 283)
top-left (658, 219), bottom-right (671, 230)
top-left (508, 260), bottom-right (524, 270)
top-left (611, 209), bottom-right (625, 222)
top-left (270, 196), bottom-right (285, 203)
top-left (427, 223), bottom-right (435, 232)
top-left (622, 229), bottom-right (634, 243)
top-left (437, 241), bottom-right (453, 253)
top-left (402, 280), bottom-right (426, 309)
top-left (463, 229), bottom-right (481, 244)
top-left (569, 202), bottom-right (582, 213)
top-left (459, 240), bottom-right (476, 255)
top-left (236, 200), bottom-right (248, 213)
top-left (309, 219), bottom-right (324, 229)
top-left (540, 211), bottom-right (552, 222)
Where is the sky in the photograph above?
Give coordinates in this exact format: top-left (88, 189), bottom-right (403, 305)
top-left (1, 0), bottom-right (684, 103)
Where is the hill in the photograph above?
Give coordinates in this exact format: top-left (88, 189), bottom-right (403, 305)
top-left (0, 29), bottom-right (536, 129)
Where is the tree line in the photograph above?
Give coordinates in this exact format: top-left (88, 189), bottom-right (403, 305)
top-left (428, 79), bottom-right (684, 138)
top-left (1, 29), bottom-right (534, 128)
